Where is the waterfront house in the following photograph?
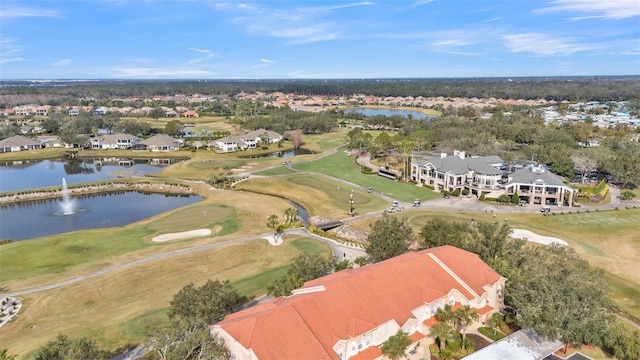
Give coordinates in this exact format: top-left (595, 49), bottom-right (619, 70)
top-left (0, 135), bottom-right (43, 152)
top-left (139, 134), bottom-right (183, 152)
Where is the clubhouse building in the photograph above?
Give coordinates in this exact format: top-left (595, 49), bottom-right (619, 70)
top-left (410, 151), bottom-right (574, 206)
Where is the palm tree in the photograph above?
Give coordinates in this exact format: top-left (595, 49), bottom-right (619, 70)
top-left (486, 312), bottom-right (505, 335)
top-left (380, 330), bottom-right (411, 360)
top-left (436, 304), bottom-right (456, 327)
top-left (430, 322), bottom-right (456, 351)
top-left (284, 207), bottom-right (297, 224)
top-left (461, 336), bottom-right (476, 353)
top-left (453, 305), bottom-right (479, 349)
top-left (266, 214), bottom-right (280, 242)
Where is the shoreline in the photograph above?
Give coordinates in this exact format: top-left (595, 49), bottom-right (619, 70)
top-left (0, 181), bottom-right (196, 205)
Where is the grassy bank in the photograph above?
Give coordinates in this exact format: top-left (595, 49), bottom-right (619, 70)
top-left (291, 149), bottom-right (439, 203)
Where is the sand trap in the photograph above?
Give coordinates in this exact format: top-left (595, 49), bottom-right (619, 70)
top-left (510, 229), bottom-right (568, 246)
top-left (230, 168), bottom-right (245, 172)
top-left (152, 229), bottom-right (211, 242)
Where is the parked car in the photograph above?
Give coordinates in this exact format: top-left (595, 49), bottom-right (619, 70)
top-left (540, 206), bottom-right (551, 213)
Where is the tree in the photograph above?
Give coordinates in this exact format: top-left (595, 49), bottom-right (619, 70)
top-left (292, 129), bottom-right (303, 149)
top-left (486, 313), bottom-right (505, 335)
top-left (365, 215), bottom-right (414, 262)
top-left (169, 279), bottom-right (244, 325)
top-left (267, 253), bottom-right (335, 296)
top-left (380, 330), bottom-right (411, 360)
top-left (115, 118), bottom-right (150, 135)
top-left (453, 305), bottom-right (479, 348)
top-left (266, 214), bottom-right (281, 242)
top-left (420, 218), bottom-right (472, 251)
top-left (148, 107), bottom-right (166, 120)
top-left (283, 207), bottom-right (297, 224)
top-left (34, 334), bottom-right (106, 360)
top-left (572, 153), bottom-right (598, 184)
top-left (147, 319), bottom-right (229, 360)
top-left (164, 120), bottom-right (184, 137)
top-left (505, 245), bottom-right (613, 347)
top-left (430, 322), bottom-right (457, 351)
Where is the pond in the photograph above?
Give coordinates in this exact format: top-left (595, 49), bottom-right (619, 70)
top-left (0, 192), bottom-right (202, 241)
top-left (0, 158), bottom-right (186, 192)
top-left (345, 108), bottom-right (436, 119)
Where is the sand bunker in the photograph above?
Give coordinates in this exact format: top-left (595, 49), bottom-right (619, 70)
top-left (152, 229), bottom-right (212, 242)
top-left (510, 229), bottom-right (568, 246)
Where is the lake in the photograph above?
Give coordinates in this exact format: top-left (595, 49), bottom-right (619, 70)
top-left (0, 157), bottom-right (199, 241)
top-left (0, 192), bottom-right (202, 241)
top-left (345, 108), bottom-right (435, 119)
top-left (0, 158), bottom-right (186, 192)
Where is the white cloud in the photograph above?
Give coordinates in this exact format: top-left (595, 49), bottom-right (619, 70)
top-left (0, 57), bottom-right (25, 64)
top-left (503, 33), bottom-right (592, 56)
top-left (187, 48), bottom-right (215, 64)
top-left (410, 0), bottom-right (435, 7)
top-left (535, 0), bottom-right (640, 20)
top-left (217, 2), bottom-right (371, 44)
top-left (260, 59), bottom-right (274, 64)
top-left (52, 59), bottom-right (72, 66)
top-left (0, 5), bottom-right (61, 19)
top-left (114, 68), bottom-right (214, 78)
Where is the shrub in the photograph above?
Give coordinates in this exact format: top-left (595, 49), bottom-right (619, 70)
top-left (423, 184), bottom-right (434, 190)
top-left (479, 193), bottom-right (486, 201)
top-left (461, 188), bottom-right (469, 196)
top-left (452, 189), bottom-right (460, 196)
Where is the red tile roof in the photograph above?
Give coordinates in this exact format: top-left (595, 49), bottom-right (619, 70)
top-left (348, 346), bottom-right (382, 360)
top-left (213, 246), bottom-right (502, 360)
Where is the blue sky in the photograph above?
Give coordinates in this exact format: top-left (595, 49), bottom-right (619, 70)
top-left (1, 0), bottom-right (639, 79)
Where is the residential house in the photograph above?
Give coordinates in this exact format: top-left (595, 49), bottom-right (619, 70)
top-left (89, 133), bottom-right (141, 149)
top-left (505, 165), bottom-right (574, 206)
top-left (0, 135), bottom-right (43, 152)
top-left (92, 106), bottom-right (109, 115)
top-left (411, 151), bottom-right (504, 198)
top-left (211, 246), bottom-right (506, 360)
top-left (68, 107), bottom-right (80, 117)
top-left (213, 129), bottom-right (283, 153)
top-left (182, 110), bottom-right (199, 118)
top-left (139, 134), bottom-right (183, 152)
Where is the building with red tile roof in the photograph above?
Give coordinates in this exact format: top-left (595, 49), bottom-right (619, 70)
top-left (211, 245), bottom-right (505, 360)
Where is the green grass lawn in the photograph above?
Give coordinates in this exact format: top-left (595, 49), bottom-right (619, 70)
top-left (292, 149), bottom-right (439, 202)
top-left (235, 173), bottom-right (389, 219)
top-left (4, 237), bottom-right (330, 359)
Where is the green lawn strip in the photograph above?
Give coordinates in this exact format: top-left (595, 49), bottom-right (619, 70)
top-left (605, 272), bottom-right (640, 321)
top-left (144, 203), bottom-right (236, 233)
top-left (292, 150), bottom-right (438, 202)
top-left (0, 227), bottom-right (151, 282)
top-left (119, 308), bottom-right (169, 341)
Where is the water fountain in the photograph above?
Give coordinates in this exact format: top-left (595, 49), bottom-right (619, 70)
top-left (60, 177), bottom-right (76, 215)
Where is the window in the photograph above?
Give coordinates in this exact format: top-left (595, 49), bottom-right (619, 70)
top-left (358, 340), bottom-right (362, 350)
top-left (449, 296), bottom-right (454, 305)
top-left (431, 306), bottom-right (436, 314)
top-left (384, 322), bottom-right (390, 335)
top-left (366, 336), bottom-right (371, 346)
top-left (338, 351), bottom-right (343, 360)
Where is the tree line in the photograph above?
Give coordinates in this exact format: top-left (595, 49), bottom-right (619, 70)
top-left (2, 77), bottom-right (639, 107)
